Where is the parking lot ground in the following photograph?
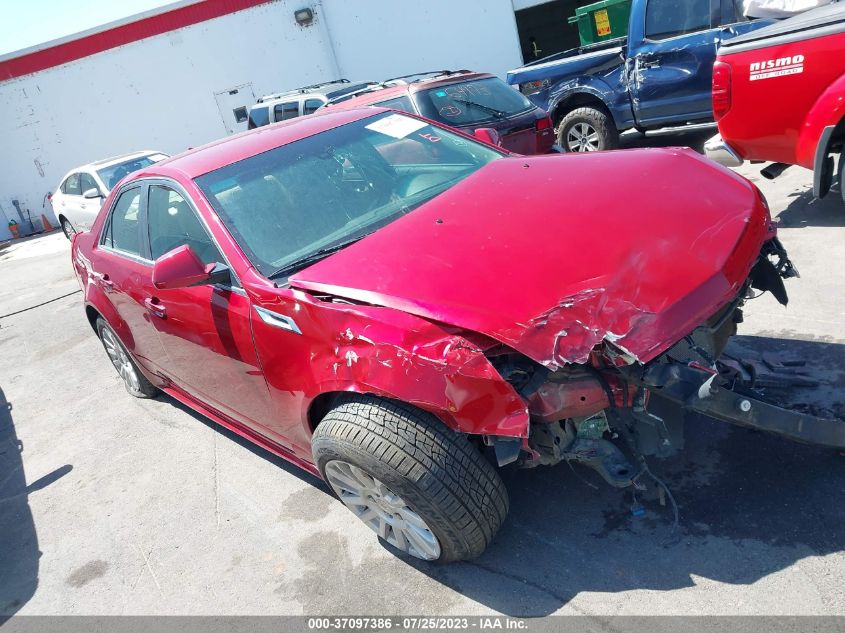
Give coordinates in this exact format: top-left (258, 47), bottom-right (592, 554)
top-left (1, 138), bottom-right (844, 618)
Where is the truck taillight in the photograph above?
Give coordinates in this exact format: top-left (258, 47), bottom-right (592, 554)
top-left (536, 115), bottom-right (552, 131)
top-left (712, 61), bottom-right (732, 121)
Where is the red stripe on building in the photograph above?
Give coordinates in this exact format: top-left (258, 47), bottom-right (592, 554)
top-left (0, 0), bottom-right (273, 81)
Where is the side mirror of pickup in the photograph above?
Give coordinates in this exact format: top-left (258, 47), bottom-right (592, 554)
top-left (83, 188), bottom-right (104, 199)
top-left (152, 245), bottom-right (231, 290)
top-left (473, 127), bottom-right (503, 147)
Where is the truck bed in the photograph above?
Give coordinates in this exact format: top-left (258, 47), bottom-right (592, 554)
top-left (507, 37), bottom-right (626, 85)
top-left (720, 3), bottom-right (845, 53)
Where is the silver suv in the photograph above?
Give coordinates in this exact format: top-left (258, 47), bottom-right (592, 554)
top-left (246, 79), bottom-right (376, 128)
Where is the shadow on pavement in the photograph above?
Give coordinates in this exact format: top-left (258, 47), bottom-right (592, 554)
top-left (402, 335), bottom-right (845, 616)
top-left (0, 387), bottom-right (72, 621)
top-left (161, 394), bottom-right (329, 493)
top-left (776, 186), bottom-right (845, 228)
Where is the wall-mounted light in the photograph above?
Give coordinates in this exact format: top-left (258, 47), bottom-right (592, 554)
top-left (294, 8), bottom-right (314, 26)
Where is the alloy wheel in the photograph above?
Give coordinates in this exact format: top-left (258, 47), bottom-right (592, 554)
top-left (566, 122), bottom-right (600, 152)
top-left (61, 219), bottom-right (76, 240)
top-left (101, 327), bottom-right (141, 393)
top-left (324, 460), bottom-right (442, 560)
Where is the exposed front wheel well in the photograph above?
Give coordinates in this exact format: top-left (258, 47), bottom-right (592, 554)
top-left (552, 93), bottom-right (615, 128)
top-left (85, 305), bottom-right (102, 333)
top-left (814, 116), bottom-right (845, 199)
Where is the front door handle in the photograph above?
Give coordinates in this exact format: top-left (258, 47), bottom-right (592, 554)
top-left (638, 56), bottom-right (661, 69)
top-left (144, 297), bottom-right (166, 318)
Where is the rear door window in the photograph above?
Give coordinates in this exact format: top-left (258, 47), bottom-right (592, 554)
top-left (720, 0), bottom-right (750, 24)
top-left (645, 0), bottom-right (712, 40)
top-left (247, 106), bottom-right (270, 129)
top-left (274, 102), bottom-right (300, 121)
top-left (101, 187), bottom-right (142, 256)
top-left (415, 77), bottom-right (534, 126)
top-left (64, 173), bottom-right (82, 195)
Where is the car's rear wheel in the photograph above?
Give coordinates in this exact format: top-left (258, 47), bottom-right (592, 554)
top-left (312, 395), bottom-right (509, 562)
top-left (558, 106), bottom-right (619, 152)
top-left (60, 217), bottom-right (76, 240)
top-left (96, 318), bottom-right (158, 398)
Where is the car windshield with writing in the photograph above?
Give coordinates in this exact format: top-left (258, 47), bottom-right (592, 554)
top-left (195, 112), bottom-right (502, 279)
top-left (415, 77), bottom-right (535, 126)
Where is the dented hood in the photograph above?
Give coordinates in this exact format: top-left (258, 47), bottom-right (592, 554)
top-left (290, 149), bottom-right (771, 368)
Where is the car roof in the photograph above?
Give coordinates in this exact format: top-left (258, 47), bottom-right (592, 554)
top-left (254, 81), bottom-right (377, 107)
top-left (150, 107), bottom-right (388, 179)
top-left (75, 150), bottom-right (163, 171)
top-left (327, 71), bottom-right (495, 109)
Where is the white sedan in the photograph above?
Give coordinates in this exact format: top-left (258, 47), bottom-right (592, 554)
top-left (52, 150), bottom-right (168, 238)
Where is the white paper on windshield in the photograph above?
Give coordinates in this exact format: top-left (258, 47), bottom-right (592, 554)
top-left (365, 114), bottom-right (427, 139)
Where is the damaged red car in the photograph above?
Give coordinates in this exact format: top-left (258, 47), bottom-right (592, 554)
top-left (72, 108), bottom-right (844, 562)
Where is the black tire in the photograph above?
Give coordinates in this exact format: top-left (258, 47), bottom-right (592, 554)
top-left (557, 106), bottom-right (619, 152)
top-left (312, 395), bottom-right (509, 563)
top-left (96, 318), bottom-right (158, 398)
top-left (60, 217), bottom-right (76, 240)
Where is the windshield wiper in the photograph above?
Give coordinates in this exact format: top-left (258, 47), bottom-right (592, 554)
top-left (452, 98), bottom-right (505, 119)
top-left (268, 233), bottom-right (373, 280)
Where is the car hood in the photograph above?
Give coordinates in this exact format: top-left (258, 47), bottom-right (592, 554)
top-left (290, 149), bottom-right (770, 368)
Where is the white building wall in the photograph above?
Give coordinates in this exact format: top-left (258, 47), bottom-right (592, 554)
top-left (321, 0), bottom-right (523, 81)
top-left (0, 0), bottom-right (523, 241)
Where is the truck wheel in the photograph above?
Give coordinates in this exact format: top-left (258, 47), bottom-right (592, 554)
top-left (96, 318), bottom-right (159, 398)
top-left (558, 107), bottom-right (619, 152)
top-left (312, 395), bottom-right (509, 562)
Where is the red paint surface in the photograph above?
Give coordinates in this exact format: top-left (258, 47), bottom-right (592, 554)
top-left (72, 109), bottom-right (773, 472)
top-left (0, 0), bottom-right (272, 81)
top-left (715, 31), bottom-right (845, 167)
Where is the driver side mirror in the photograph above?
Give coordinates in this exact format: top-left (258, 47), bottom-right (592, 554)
top-left (473, 127), bottom-right (503, 147)
top-left (152, 245), bottom-right (231, 290)
top-left (83, 187), bottom-right (104, 199)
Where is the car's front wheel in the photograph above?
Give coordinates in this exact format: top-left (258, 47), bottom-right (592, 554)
top-left (312, 396), bottom-right (509, 562)
top-left (60, 217), bottom-right (76, 240)
top-left (96, 318), bottom-right (158, 398)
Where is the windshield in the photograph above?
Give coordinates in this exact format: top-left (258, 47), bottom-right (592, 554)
top-left (97, 153), bottom-right (168, 190)
top-left (195, 112), bottom-right (503, 278)
top-left (415, 77), bottom-right (535, 126)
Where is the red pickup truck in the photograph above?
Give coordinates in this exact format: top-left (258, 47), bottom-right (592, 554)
top-left (705, 4), bottom-right (845, 201)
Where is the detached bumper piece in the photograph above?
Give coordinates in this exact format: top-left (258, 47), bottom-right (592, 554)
top-left (642, 362), bottom-right (845, 450)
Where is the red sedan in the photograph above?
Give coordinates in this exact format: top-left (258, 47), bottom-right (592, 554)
top-left (72, 107), bottom-right (844, 562)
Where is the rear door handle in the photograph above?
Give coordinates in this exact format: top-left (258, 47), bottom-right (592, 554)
top-left (90, 271), bottom-right (113, 290)
top-left (638, 56), bottom-right (661, 69)
top-left (144, 297), bottom-right (166, 318)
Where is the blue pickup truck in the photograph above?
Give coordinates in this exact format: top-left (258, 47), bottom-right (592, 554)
top-left (507, 0), bottom-right (771, 152)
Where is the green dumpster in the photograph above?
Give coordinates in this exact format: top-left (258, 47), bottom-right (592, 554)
top-left (568, 0), bottom-right (632, 46)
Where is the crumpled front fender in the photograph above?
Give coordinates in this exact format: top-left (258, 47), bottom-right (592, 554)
top-left (249, 287), bottom-right (530, 443)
